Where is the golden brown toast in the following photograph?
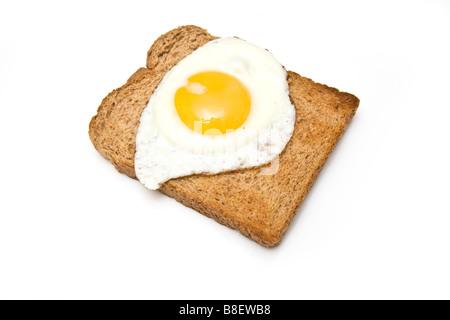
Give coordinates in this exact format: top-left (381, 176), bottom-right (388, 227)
top-left (89, 25), bottom-right (359, 247)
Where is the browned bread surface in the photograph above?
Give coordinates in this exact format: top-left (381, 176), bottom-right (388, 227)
top-left (89, 25), bottom-right (359, 247)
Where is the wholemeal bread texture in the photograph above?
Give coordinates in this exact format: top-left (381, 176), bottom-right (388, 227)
top-left (89, 25), bottom-right (359, 247)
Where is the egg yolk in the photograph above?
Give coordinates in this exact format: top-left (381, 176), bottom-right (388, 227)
top-left (174, 71), bottom-right (251, 135)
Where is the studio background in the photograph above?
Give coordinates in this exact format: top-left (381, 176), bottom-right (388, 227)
top-left (0, 0), bottom-right (449, 299)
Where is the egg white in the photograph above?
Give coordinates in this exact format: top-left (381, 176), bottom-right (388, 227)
top-left (135, 37), bottom-right (295, 190)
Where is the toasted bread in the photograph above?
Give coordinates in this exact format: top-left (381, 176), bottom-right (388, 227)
top-left (89, 25), bottom-right (359, 247)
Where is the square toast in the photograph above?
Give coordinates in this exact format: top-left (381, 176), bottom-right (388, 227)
top-left (89, 25), bottom-right (359, 247)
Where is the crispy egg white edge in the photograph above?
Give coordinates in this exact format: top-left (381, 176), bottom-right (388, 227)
top-left (135, 37), bottom-right (295, 190)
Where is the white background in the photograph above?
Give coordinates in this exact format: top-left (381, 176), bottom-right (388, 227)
top-left (1, 0), bottom-right (449, 300)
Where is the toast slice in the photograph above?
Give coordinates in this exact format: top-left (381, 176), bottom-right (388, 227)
top-left (89, 25), bottom-right (359, 247)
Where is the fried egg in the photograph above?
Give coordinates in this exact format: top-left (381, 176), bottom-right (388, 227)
top-left (135, 37), bottom-right (295, 190)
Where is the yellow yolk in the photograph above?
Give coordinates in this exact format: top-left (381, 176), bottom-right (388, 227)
top-left (174, 71), bottom-right (251, 135)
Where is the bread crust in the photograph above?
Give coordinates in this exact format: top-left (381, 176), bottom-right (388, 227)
top-left (89, 25), bottom-right (359, 247)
